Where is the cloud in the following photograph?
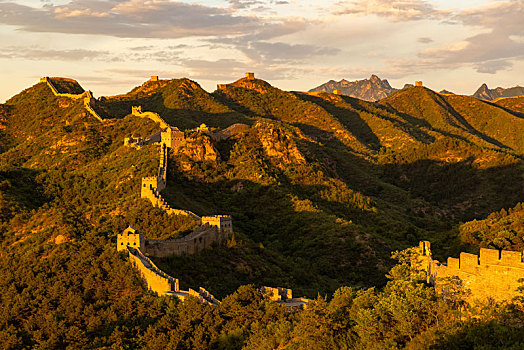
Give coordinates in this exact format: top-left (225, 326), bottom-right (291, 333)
top-left (240, 41), bottom-right (340, 63)
top-left (417, 37), bottom-right (433, 44)
top-left (474, 60), bottom-right (514, 74)
top-left (227, 0), bottom-right (289, 14)
top-left (332, 0), bottom-right (450, 21)
top-left (0, 46), bottom-right (110, 61)
top-left (0, 0), bottom-right (269, 38)
top-left (418, 0), bottom-right (524, 74)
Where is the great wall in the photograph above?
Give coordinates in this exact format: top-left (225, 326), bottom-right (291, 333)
top-left (418, 241), bottom-right (524, 303)
top-left (39, 75), bottom-right (524, 308)
top-left (40, 77), bottom-right (104, 122)
top-left (117, 103), bottom-right (307, 307)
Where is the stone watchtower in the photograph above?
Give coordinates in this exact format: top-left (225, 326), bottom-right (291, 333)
top-left (245, 72), bottom-right (255, 80)
top-left (201, 215), bottom-right (233, 234)
top-left (415, 81), bottom-right (423, 87)
top-left (161, 126), bottom-right (185, 150)
top-left (132, 106), bottom-right (142, 115)
top-left (117, 225), bottom-right (145, 251)
top-left (150, 76), bottom-right (159, 82)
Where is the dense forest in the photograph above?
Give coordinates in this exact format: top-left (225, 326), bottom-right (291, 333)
top-left (0, 77), bottom-right (522, 348)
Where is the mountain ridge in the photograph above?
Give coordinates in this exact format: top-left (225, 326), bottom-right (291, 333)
top-left (309, 75), bottom-right (397, 101)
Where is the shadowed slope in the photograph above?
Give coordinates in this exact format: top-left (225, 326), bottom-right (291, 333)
top-left (98, 78), bottom-right (249, 129)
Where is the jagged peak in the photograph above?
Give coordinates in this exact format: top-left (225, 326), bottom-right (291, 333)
top-left (369, 74), bottom-right (381, 82)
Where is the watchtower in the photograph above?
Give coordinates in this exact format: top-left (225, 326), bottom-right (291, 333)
top-left (150, 76), bottom-right (159, 82)
top-left (202, 215), bottom-right (233, 234)
top-left (132, 106), bottom-right (142, 115)
top-left (415, 81), bottom-right (423, 87)
top-left (117, 225), bottom-right (145, 251)
top-left (333, 89), bottom-right (341, 95)
top-left (40, 77), bottom-right (49, 83)
top-left (245, 72), bottom-right (255, 80)
top-left (161, 126), bottom-right (185, 150)
top-left (141, 176), bottom-right (159, 198)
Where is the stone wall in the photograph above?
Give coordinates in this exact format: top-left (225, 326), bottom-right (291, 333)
top-left (144, 224), bottom-right (226, 257)
top-left (131, 106), bottom-right (169, 129)
top-left (41, 77), bottom-right (104, 122)
top-left (127, 246), bottom-right (179, 296)
top-left (118, 227), bottom-right (221, 305)
top-left (418, 241), bottom-right (524, 303)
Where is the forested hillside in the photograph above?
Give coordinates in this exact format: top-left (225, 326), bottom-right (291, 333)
top-left (0, 76), bottom-right (522, 349)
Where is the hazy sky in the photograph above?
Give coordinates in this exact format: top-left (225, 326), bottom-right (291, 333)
top-left (0, 0), bottom-right (522, 101)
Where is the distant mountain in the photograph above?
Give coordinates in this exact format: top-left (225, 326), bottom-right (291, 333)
top-left (439, 89), bottom-right (454, 95)
top-left (309, 75), bottom-right (397, 101)
top-left (472, 83), bottom-right (524, 101)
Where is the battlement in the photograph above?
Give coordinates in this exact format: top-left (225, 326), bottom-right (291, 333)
top-left (415, 81), bottom-right (423, 87)
top-left (418, 241), bottom-right (524, 303)
top-left (245, 72), bottom-right (255, 80)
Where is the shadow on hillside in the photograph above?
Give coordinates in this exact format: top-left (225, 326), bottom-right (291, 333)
top-left (435, 97), bottom-right (511, 149)
top-left (97, 91), bottom-right (253, 130)
top-left (159, 174), bottom-right (394, 295)
top-left (211, 91), bottom-right (270, 121)
top-left (486, 100), bottom-right (524, 119)
top-left (380, 157), bottom-right (524, 222)
top-left (293, 93), bottom-right (381, 151)
top-left (377, 96), bottom-right (511, 150)
top-left (0, 167), bottom-right (50, 219)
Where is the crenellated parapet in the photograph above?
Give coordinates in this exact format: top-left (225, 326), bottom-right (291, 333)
top-left (418, 241), bottom-right (524, 303)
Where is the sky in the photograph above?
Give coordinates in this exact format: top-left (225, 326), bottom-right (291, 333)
top-left (0, 0), bottom-right (523, 101)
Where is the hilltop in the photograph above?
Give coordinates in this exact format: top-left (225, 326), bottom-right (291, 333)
top-left (0, 74), bottom-right (522, 348)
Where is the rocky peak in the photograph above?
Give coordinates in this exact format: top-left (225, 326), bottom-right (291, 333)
top-left (309, 75), bottom-right (398, 101)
